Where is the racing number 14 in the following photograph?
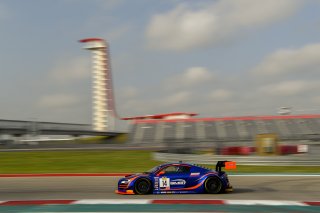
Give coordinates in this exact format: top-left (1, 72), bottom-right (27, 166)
top-left (160, 177), bottom-right (170, 190)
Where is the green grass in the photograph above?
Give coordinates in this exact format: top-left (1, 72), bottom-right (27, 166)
top-left (0, 150), bottom-right (319, 174)
top-left (0, 150), bottom-right (161, 173)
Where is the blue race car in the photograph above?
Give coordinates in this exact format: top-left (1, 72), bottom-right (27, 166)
top-left (115, 161), bottom-right (236, 195)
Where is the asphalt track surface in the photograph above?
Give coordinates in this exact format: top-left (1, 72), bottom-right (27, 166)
top-left (1, 175), bottom-right (319, 201)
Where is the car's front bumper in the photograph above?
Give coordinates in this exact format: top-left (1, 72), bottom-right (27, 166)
top-left (115, 189), bottom-right (135, 195)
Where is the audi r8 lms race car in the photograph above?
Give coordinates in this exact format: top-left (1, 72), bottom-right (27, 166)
top-left (116, 161), bottom-right (236, 195)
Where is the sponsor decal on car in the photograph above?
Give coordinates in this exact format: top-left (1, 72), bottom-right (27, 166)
top-left (190, 172), bottom-right (200, 176)
top-left (154, 177), bottom-right (159, 189)
top-left (170, 179), bottom-right (186, 185)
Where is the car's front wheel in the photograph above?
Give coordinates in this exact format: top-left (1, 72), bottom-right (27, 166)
top-left (134, 178), bottom-right (151, 195)
top-left (204, 177), bottom-right (222, 194)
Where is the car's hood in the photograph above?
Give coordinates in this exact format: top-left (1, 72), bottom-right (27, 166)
top-left (124, 173), bottom-right (149, 179)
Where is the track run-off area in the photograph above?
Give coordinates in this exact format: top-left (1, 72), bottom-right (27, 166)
top-left (0, 174), bottom-right (319, 212)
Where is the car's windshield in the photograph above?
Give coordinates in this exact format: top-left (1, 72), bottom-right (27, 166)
top-left (144, 165), bottom-right (161, 174)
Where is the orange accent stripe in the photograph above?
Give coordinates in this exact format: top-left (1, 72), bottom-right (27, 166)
top-left (128, 176), bottom-right (138, 182)
top-left (162, 180), bottom-right (205, 191)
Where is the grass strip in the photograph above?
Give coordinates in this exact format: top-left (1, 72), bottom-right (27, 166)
top-left (0, 150), bottom-right (319, 174)
top-left (0, 150), bottom-right (161, 173)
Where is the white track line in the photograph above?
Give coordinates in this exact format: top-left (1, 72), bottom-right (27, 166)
top-left (225, 200), bottom-right (308, 206)
top-left (73, 199), bottom-right (151, 204)
top-left (72, 199), bottom-right (312, 206)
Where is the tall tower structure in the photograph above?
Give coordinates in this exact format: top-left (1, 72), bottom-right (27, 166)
top-left (79, 38), bottom-right (116, 131)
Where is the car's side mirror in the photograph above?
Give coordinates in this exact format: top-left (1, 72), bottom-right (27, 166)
top-left (157, 171), bottom-right (165, 176)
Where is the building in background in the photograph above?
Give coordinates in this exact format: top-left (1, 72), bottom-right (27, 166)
top-left (79, 38), bottom-right (117, 131)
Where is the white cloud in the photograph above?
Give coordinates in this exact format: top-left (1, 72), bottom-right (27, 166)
top-left (209, 89), bottom-right (233, 101)
top-left (146, 4), bottom-right (216, 51)
top-left (167, 67), bottom-right (214, 89)
top-left (50, 56), bottom-right (90, 83)
top-left (253, 43), bottom-right (320, 76)
top-left (37, 94), bottom-right (80, 108)
top-left (146, 0), bottom-right (302, 51)
top-left (119, 91), bottom-right (193, 116)
top-left (119, 76), bottom-right (320, 118)
top-left (259, 80), bottom-right (318, 96)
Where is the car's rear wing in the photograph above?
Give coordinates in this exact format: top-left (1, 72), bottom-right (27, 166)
top-left (215, 161), bottom-right (236, 172)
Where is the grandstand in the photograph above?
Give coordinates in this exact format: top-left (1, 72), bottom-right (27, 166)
top-left (124, 113), bottom-right (320, 145)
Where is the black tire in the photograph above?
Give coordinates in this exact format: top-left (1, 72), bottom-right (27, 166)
top-left (204, 177), bottom-right (222, 194)
top-left (134, 178), bottom-right (152, 195)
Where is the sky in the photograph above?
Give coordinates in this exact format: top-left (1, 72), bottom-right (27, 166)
top-left (1, 0), bottom-right (320, 129)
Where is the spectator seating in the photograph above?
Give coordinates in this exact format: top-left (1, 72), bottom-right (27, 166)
top-left (129, 115), bottom-right (320, 143)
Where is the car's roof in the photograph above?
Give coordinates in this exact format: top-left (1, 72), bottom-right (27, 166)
top-left (160, 162), bottom-right (192, 167)
top-left (160, 162), bottom-right (212, 170)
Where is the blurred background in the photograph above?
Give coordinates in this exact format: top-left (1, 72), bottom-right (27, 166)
top-left (0, 2), bottom-right (320, 213)
top-left (0, 0), bottom-right (319, 172)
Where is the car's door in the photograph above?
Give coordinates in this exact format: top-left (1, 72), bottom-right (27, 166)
top-left (156, 165), bottom-right (190, 191)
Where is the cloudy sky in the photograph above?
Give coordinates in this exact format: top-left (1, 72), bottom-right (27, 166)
top-left (1, 0), bottom-right (320, 129)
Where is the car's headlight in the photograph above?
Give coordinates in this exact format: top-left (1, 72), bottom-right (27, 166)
top-left (120, 179), bottom-right (130, 184)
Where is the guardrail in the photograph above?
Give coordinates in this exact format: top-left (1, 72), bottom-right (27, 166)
top-left (152, 152), bottom-right (320, 166)
top-left (0, 119), bottom-right (125, 136)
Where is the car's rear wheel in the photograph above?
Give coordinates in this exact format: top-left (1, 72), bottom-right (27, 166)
top-left (134, 178), bottom-right (151, 195)
top-left (204, 177), bottom-right (222, 194)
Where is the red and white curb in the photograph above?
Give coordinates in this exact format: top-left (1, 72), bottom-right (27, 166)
top-left (0, 199), bottom-right (319, 206)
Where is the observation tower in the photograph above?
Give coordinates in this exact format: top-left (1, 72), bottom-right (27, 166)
top-left (79, 38), bottom-right (116, 131)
